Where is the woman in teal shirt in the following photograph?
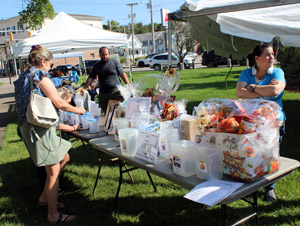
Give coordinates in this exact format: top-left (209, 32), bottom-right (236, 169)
top-left (236, 42), bottom-right (286, 202)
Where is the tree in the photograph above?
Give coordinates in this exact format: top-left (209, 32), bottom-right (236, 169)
top-left (18, 0), bottom-right (54, 30)
top-left (172, 21), bottom-right (198, 70)
top-left (277, 46), bottom-right (300, 75)
top-left (104, 20), bottom-right (122, 32)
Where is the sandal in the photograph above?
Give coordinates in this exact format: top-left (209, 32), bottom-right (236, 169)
top-left (48, 213), bottom-right (76, 224)
top-left (38, 201), bottom-right (65, 209)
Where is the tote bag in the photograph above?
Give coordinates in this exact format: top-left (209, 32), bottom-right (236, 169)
top-left (26, 73), bottom-right (59, 128)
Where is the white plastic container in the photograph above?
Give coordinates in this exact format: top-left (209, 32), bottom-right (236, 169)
top-left (88, 118), bottom-right (99, 133)
top-left (194, 144), bottom-right (223, 180)
top-left (67, 112), bottom-right (76, 126)
top-left (80, 115), bottom-right (89, 129)
top-left (75, 114), bottom-right (81, 125)
top-left (159, 128), bottom-right (179, 158)
top-left (170, 140), bottom-right (196, 177)
top-left (61, 111), bottom-right (68, 122)
top-left (118, 128), bottom-right (139, 157)
top-left (114, 118), bottom-right (130, 141)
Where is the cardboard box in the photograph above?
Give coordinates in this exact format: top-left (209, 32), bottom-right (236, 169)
top-left (180, 116), bottom-right (196, 142)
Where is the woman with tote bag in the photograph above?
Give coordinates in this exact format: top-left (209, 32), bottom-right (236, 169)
top-left (14, 45), bottom-right (85, 224)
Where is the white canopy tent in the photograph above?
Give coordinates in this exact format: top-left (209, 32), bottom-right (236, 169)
top-left (53, 51), bottom-right (83, 59)
top-left (169, 0), bottom-right (300, 59)
top-left (13, 12), bottom-right (128, 58)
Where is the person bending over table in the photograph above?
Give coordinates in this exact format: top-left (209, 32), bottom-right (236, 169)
top-left (236, 42), bottom-right (286, 202)
top-left (35, 85), bottom-right (81, 201)
top-left (14, 45), bottom-right (85, 224)
top-left (80, 46), bottom-right (130, 113)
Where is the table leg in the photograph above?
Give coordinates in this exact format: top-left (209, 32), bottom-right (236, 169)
top-left (146, 171), bottom-right (157, 192)
top-left (80, 139), bottom-right (89, 155)
top-left (221, 204), bottom-right (227, 226)
top-left (253, 192), bottom-right (260, 226)
top-left (124, 163), bottom-right (135, 184)
top-left (114, 159), bottom-right (123, 209)
top-left (93, 155), bottom-right (102, 195)
top-left (222, 192), bottom-right (260, 226)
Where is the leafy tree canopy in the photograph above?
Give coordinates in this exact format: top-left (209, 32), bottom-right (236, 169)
top-left (18, 0), bottom-right (54, 30)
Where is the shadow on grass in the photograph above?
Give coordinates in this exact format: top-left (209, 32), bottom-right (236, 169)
top-left (1, 154), bottom-right (299, 225)
top-left (281, 100), bottom-right (300, 160)
top-left (0, 158), bottom-right (119, 226)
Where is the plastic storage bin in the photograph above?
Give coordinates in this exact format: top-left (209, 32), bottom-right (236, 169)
top-left (159, 128), bottom-right (179, 158)
top-left (193, 144), bottom-right (223, 180)
top-left (114, 118), bottom-right (130, 141)
top-left (119, 128), bottom-right (139, 157)
top-left (170, 140), bottom-right (196, 177)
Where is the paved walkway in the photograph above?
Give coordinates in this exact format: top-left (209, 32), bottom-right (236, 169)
top-left (0, 76), bottom-right (17, 150)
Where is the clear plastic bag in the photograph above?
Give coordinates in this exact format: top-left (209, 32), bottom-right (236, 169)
top-left (193, 98), bottom-right (281, 134)
top-left (193, 98), bottom-right (281, 182)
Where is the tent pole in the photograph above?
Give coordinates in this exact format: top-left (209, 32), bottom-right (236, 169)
top-left (168, 16), bottom-right (172, 68)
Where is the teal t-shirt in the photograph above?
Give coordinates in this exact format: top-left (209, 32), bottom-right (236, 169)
top-left (237, 67), bottom-right (286, 121)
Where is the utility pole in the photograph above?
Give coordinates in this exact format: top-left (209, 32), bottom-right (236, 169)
top-left (127, 3), bottom-right (138, 62)
top-left (147, 0), bottom-right (155, 53)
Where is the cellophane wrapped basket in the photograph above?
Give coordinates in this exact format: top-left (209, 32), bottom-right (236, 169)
top-left (193, 98), bottom-right (281, 182)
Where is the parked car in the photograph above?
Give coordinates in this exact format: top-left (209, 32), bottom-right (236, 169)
top-left (150, 53), bottom-right (179, 71)
top-left (136, 53), bottom-right (159, 67)
top-left (53, 64), bottom-right (76, 75)
top-left (75, 60), bottom-right (100, 75)
top-left (183, 52), bottom-right (198, 58)
top-left (183, 57), bottom-right (195, 69)
top-left (84, 60), bottom-right (100, 75)
top-left (149, 53), bottom-right (194, 71)
top-left (201, 50), bottom-right (246, 68)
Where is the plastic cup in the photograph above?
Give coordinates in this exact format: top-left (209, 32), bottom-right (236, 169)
top-left (67, 112), bottom-right (76, 125)
top-left (75, 114), bottom-right (81, 125)
top-left (81, 115), bottom-right (89, 129)
top-left (118, 128), bottom-right (138, 157)
top-left (88, 118), bottom-right (99, 133)
top-left (114, 118), bottom-right (129, 141)
top-left (59, 110), bottom-right (65, 123)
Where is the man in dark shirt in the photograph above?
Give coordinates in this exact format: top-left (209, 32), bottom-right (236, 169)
top-left (81, 47), bottom-right (130, 113)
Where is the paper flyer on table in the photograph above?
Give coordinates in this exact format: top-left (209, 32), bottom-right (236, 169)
top-left (184, 179), bottom-right (244, 207)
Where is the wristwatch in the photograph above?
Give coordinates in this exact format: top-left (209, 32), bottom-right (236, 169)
top-left (248, 84), bottom-right (256, 92)
top-left (248, 85), bottom-right (254, 92)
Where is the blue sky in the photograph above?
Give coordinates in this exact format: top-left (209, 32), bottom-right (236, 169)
top-left (1, 0), bottom-right (186, 26)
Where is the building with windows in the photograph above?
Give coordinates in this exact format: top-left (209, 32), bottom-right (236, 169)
top-left (136, 31), bottom-right (167, 55)
top-left (112, 31), bottom-right (168, 62)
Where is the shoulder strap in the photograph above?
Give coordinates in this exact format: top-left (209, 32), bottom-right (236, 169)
top-left (29, 72), bottom-right (35, 92)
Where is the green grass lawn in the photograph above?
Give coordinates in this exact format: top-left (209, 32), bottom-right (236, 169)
top-left (1, 67), bottom-right (300, 226)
